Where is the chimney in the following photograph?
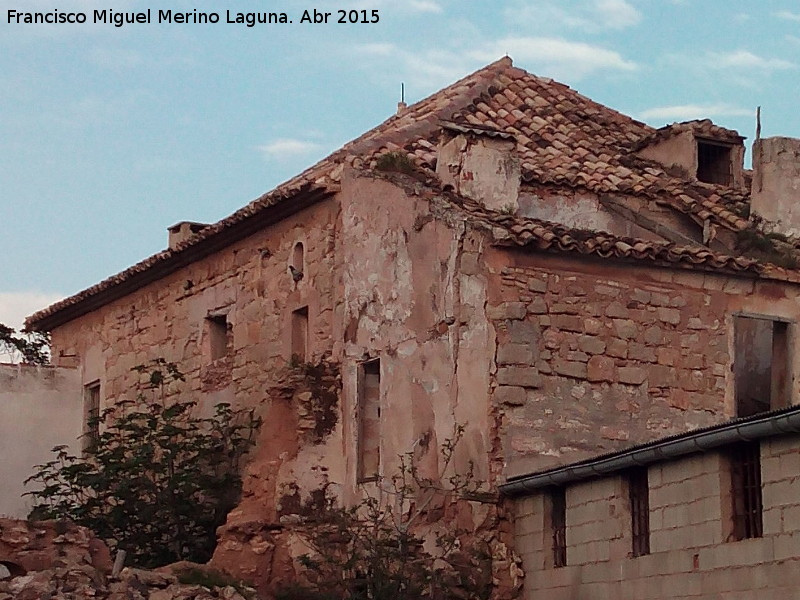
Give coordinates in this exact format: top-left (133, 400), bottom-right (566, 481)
top-left (168, 221), bottom-right (209, 250)
top-left (751, 137), bottom-right (800, 237)
top-left (396, 101), bottom-right (408, 115)
top-left (435, 124), bottom-right (520, 212)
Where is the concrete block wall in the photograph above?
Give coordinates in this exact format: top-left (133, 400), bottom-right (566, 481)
top-left (513, 436), bottom-right (800, 599)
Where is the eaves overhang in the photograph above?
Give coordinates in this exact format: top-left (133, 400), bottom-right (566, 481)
top-left (26, 184), bottom-right (335, 332)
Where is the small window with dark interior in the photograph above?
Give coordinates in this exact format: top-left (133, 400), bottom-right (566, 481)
top-left (83, 382), bottom-right (100, 452)
top-left (357, 359), bottom-right (381, 482)
top-left (628, 467), bottom-right (650, 557)
top-left (550, 487), bottom-right (567, 568)
top-left (291, 306), bottom-right (309, 362)
top-left (206, 314), bottom-right (231, 362)
top-left (728, 442), bottom-right (763, 541)
top-left (290, 242), bottom-right (304, 282)
top-left (697, 140), bottom-right (733, 185)
top-left (734, 315), bottom-right (790, 417)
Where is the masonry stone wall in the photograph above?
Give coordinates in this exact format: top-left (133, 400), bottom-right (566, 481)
top-left (484, 251), bottom-right (800, 477)
top-left (0, 365), bottom-right (82, 518)
top-left (513, 436), bottom-right (800, 599)
top-left (50, 198), bottom-right (339, 413)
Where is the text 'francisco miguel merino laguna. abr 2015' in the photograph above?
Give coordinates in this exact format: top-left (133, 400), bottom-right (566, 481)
top-left (6, 8), bottom-right (381, 27)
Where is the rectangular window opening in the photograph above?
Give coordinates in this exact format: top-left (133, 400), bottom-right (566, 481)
top-left (206, 314), bottom-right (230, 362)
top-left (83, 382), bottom-right (100, 452)
top-left (697, 140), bottom-right (732, 185)
top-left (291, 306), bottom-right (309, 363)
top-left (734, 316), bottom-right (790, 417)
top-left (550, 487), bottom-right (567, 568)
top-left (628, 467), bottom-right (651, 557)
top-left (729, 442), bottom-right (763, 541)
top-left (357, 359), bottom-right (381, 482)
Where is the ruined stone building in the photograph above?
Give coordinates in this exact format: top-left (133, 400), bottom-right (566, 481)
top-left (19, 57), bottom-right (800, 597)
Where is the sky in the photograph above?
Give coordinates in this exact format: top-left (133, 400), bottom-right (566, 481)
top-left (2, 0), bottom-right (800, 330)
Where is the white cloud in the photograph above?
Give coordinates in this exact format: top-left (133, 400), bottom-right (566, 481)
top-left (342, 0), bottom-right (442, 14)
top-left (708, 50), bottom-right (794, 71)
top-left (505, 0), bottom-right (640, 33)
top-left (593, 0), bottom-right (641, 28)
top-left (639, 103), bottom-right (753, 122)
top-left (0, 292), bottom-right (64, 331)
top-left (87, 47), bottom-right (143, 70)
top-left (775, 10), bottom-right (800, 22)
top-left (356, 37), bottom-right (637, 92)
top-left (472, 37), bottom-right (638, 79)
top-left (257, 138), bottom-right (323, 160)
top-left (407, 0), bottom-right (442, 13)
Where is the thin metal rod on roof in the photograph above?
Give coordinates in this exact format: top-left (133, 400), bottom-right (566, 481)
top-left (756, 106), bottom-right (762, 140)
top-left (401, 82), bottom-right (405, 104)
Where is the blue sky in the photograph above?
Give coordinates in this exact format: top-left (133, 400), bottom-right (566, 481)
top-left (2, 0), bottom-right (800, 329)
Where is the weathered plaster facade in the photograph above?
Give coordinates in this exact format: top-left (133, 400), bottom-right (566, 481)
top-left (22, 58), bottom-right (800, 595)
top-left (0, 365), bottom-right (82, 518)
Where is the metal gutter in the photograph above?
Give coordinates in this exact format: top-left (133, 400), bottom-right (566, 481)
top-left (499, 406), bottom-right (800, 497)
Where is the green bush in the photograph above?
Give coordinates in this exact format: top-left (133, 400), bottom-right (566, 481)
top-left (25, 359), bottom-right (261, 568)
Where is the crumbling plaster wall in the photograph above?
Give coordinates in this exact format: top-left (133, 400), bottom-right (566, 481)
top-left (751, 136), bottom-right (800, 237)
top-left (336, 171), bottom-right (496, 492)
top-left (517, 187), bottom-right (704, 248)
top-left (483, 248), bottom-right (800, 478)
top-left (0, 365), bottom-right (82, 518)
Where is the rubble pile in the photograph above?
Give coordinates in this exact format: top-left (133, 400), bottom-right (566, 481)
top-left (0, 518), bottom-right (258, 600)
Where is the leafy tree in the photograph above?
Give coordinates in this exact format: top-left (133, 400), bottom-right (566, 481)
top-left (24, 359), bottom-right (261, 568)
top-left (0, 322), bottom-right (50, 364)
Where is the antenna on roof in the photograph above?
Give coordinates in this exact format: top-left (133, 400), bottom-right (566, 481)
top-left (756, 106), bottom-right (762, 140)
top-left (397, 82), bottom-right (407, 116)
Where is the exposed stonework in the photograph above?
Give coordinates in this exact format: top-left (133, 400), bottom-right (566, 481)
top-left (486, 250), bottom-right (800, 477)
top-left (0, 518), bottom-right (111, 576)
top-left (19, 58), bottom-right (800, 600)
top-left (0, 519), bottom-right (259, 599)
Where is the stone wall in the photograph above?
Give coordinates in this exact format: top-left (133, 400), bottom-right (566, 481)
top-left (513, 435), bottom-right (800, 599)
top-left (0, 365), bottom-right (82, 519)
top-left (485, 251), bottom-right (800, 477)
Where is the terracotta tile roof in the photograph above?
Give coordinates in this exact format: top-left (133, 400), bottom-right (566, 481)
top-left (27, 57), bottom-right (768, 329)
top-left (447, 195), bottom-right (800, 282)
top-left (631, 119), bottom-right (745, 151)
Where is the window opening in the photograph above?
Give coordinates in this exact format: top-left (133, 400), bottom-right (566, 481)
top-left (628, 467), bottom-right (651, 557)
top-left (697, 140), bottom-right (732, 185)
top-left (206, 314), bottom-right (230, 361)
top-left (83, 382), bottom-right (100, 452)
top-left (734, 316), bottom-right (789, 417)
top-left (729, 442), bottom-right (763, 540)
top-left (290, 242), bottom-right (304, 282)
top-left (357, 359), bottom-right (381, 482)
top-left (551, 487), bottom-right (567, 568)
top-left (291, 306), bottom-right (309, 362)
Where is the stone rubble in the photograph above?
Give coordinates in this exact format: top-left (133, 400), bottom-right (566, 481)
top-left (0, 518), bottom-right (258, 600)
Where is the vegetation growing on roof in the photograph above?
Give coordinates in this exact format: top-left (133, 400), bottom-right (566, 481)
top-left (735, 215), bottom-right (798, 269)
top-left (375, 151), bottom-right (416, 175)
